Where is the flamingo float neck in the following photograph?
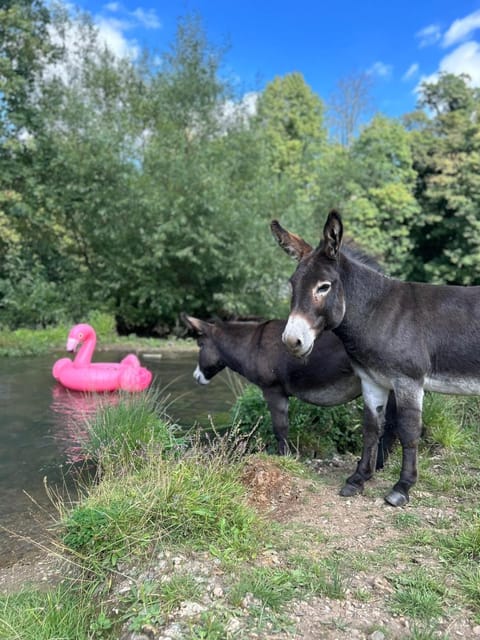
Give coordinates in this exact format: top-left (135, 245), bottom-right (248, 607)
top-left (67, 324), bottom-right (97, 367)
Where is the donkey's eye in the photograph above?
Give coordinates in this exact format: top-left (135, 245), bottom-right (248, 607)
top-left (315, 282), bottom-right (331, 295)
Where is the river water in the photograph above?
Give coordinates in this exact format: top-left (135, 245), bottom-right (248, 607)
top-left (0, 350), bottom-right (238, 566)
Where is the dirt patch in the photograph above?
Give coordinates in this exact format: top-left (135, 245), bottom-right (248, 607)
top-left (241, 457), bottom-right (301, 519)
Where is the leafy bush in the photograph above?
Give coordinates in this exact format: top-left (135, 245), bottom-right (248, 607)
top-left (230, 384), bottom-right (363, 457)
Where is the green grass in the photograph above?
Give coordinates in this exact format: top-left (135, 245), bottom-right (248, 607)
top-left (0, 584), bottom-right (99, 640)
top-left (119, 574), bottom-right (202, 631)
top-left (61, 395), bottom-right (270, 571)
top-left (0, 312), bottom-right (117, 357)
top-left (422, 393), bottom-right (467, 450)
top-left (436, 516), bottom-right (480, 560)
top-left (229, 558), bottom-right (345, 612)
top-left (81, 388), bottom-right (186, 470)
top-left (389, 568), bottom-right (446, 621)
top-left (62, 451), bottom-right (267, 570)
top-left (456, 564), bottom-right (480, 615)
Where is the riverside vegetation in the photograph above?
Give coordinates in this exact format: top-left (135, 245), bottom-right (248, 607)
top-left (0, 313), bottom-right (195, 358)
top-left (1, 385), bottom-right (480, 639)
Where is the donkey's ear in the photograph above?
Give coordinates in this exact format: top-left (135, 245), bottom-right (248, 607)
top-left (322, 210), bottom-right (343, 260)
top-left (181, 313), bottom-right (211, 336)
top-left (271, 220), bottom-right (313, 261)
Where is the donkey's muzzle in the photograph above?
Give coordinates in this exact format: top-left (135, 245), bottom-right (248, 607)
top-left (282, 314), bottom-right (316, 359)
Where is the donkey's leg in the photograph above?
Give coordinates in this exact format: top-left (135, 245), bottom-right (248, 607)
top-left (384, 381), bottom-right (424, 507)
top-left (263, 389), bottom-right (290, 455)
top-left (376, 391), bottom-right (398, 470)
top-left (340, 379), bottom-right (389, 497)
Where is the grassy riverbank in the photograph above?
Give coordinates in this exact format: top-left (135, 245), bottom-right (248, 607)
top-left (0, 313), bottom-right (196, 357)
top-left (1, 390), bottom-right (480, 639)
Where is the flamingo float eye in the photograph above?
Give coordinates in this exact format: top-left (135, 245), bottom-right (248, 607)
top-left (78, 333), bottom-right (83, 339)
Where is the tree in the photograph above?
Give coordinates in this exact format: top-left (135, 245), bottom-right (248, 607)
top-left (254, 73), bottom-right (327, 204)
top-left (407, 73), bottom-right (480, 284)
top-left (328, 71), bottom-right (375, 146)
top-left (0, 0), bottom-right (64, 327)
top-left (321, 115), bottom-right (420, 276)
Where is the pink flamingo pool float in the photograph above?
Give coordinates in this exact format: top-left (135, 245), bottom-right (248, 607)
top-left (52, 323), bottom-right (153, 392)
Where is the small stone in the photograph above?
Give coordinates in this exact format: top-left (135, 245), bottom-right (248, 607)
top-left (472, 625), bottom-right (480, 636)
top-left (162, 623), bottom-right (182, 639)
top-left (226, 618), bottom-right (241, 634)
top-left (178, 601), bottom-right (206, 617)
top-left (212, 586), bottom-right (224, 598)
top-left (369, 632), bottom-right (385, 640)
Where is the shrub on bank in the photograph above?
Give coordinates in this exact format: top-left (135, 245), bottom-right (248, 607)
top-left (231, 384), bottom-right (363, 457)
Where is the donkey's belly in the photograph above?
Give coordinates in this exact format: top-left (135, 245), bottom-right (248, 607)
top-left (425, 375), bottom-right (480, 395)
top-left (293, 377), bottom-right (361, 406)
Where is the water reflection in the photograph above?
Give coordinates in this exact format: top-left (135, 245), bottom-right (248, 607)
top-left (50, 385), bottom-right (120, 463)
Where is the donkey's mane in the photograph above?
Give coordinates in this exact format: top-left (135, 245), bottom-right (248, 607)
top-left (341, 238), bottom-right (385, 274)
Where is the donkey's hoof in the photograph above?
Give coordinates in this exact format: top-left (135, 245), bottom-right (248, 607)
top-left (384, 490), bottom-right (409, 507)
top-left (339, 483), bottom-right (363, 497)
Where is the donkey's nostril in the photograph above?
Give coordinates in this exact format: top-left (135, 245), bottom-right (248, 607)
top-left (295, 338), bottom-right (303, 347)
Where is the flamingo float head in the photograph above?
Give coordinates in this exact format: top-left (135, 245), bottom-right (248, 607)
top-left (66, 323), bottom-right (96, 352)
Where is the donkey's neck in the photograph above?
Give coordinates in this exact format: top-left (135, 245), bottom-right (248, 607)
top-left (335, 255), bottom-right (392, 344)
top-left (215, 323), bottom-right (261, 377)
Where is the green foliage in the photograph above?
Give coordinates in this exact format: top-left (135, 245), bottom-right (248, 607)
top-left (407, 73), bottom-right (480, 284)
top-left (255, 72), bottom-right (327, 201)
top-left (231, 384), bottom-right (363, 457)
top-left (0, 312), bottom-right (117, 356)
top-left (342, 114), bottom-right (420, 277)
top-left (3, 4), bottom-right (480, 333)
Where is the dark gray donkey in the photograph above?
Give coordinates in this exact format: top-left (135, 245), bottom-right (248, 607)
top-left (272, 210), bottom-right (480, 506)
top-left (182, 314), bottom-right (396, 461)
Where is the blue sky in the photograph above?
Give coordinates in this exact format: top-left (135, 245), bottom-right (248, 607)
top-left (69, 0), bottom-right (480, 117)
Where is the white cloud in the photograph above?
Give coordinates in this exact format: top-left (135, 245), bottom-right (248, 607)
top-left (131, 8), bottom-right (162, 29)
top-left (104, 2), bottom-right (121, 11)
top-left (416, 24), bottom-right (442, 48)
top-left (92, 6), bottom-right (162, 59)
top-left (96, 16), bottom-right (139, 59)
top-left (219, 92), bottom-right (258, 128)
top-left (402, 63), bottom-right (419, 81)
top-left (438, 40), bottom-right (480, 83)
top-left (443, 9), bottom-right (480, 47)
top-left (417, 40), bottom-right (480, 91)
top-left (367, 61), bottom-right (392, 78)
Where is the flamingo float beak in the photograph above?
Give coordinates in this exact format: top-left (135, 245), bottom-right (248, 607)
top-left (66, 338), bottom-right (79, 352)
